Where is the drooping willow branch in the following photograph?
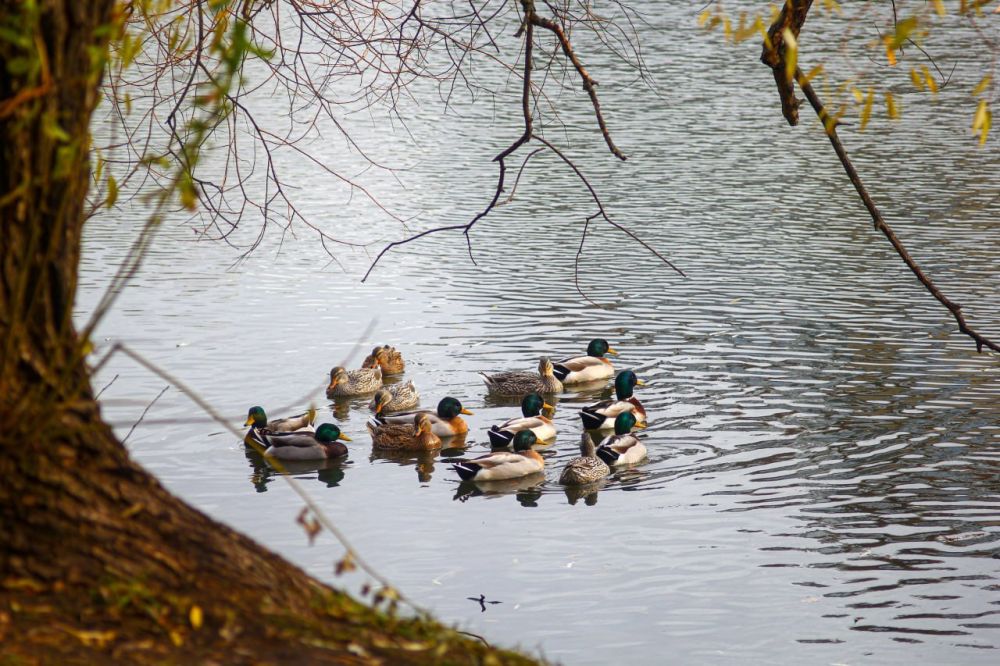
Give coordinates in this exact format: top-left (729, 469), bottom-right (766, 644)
top-left (363, 1), bottom-right (680, 292)
top-left (761, 0), bottom-right (999, 354)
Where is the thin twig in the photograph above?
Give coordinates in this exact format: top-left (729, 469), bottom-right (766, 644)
top-left (794, 68), bottom-right (999, 354)
top-left (122, 385), bottom-right (169, 443)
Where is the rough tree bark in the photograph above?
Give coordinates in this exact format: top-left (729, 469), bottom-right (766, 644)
top-left (0, 2), bottom-right (536, 663)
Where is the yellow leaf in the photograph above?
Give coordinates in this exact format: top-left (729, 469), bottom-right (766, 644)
top-left (169, 630), bottom-right (183, 647)
top-left (69, 629), bottom-right (116, 648)
top-left (885, 92), bottom-right (900, 120)
top-left (189, 605), bottom-right (203, 630)
top-left (697, 10), bottom-right (711, 27)
top-left (932, 0), bottom-right (946, 16)
top-left (973, 99), bottom-right (988, 130)
top-left (804, 64), bottom-right (824, 83)
top-left (106, 175), bottom-right (118, 208)
top-left (851, 87), bottom-right (863, 103)
top-left (909, 68), bottom-right (924, 90)
top-left (972, 100), bottom-right (991, 146)
top-left (922, 66), bottom-right (938, 94)
top-left (860, 88), bottom-right (874, 131)
top-left (973, 75), bottom-right (992, 97)
top-left (886, 45), bottom-right (897, 66)
top-left (782, 28), bottom-right (798, 83)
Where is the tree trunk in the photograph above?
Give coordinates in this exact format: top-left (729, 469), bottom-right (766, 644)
top-left (0, 3), bottom-right (534, 663)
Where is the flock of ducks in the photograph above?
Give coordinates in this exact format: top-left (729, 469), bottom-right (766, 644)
top-left (243, 339), bottom-right (650, 488)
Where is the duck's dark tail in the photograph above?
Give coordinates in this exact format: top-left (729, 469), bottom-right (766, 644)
top-left (578, 408), bottom-right (606, 430)
top-left (487, 426), bottom-right (514, 448)
top-left (552, 363), bottom-right (571, 381)
top-left (451, 461), bottom-right (482, 481)
top-left (595, 446), bottom-right (619, 466)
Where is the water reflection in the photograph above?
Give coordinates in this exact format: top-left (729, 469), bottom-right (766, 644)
top-left (243, 444), bottom-right (348, 491)
top-left (453, 473), bottom-right (546, 506)
top-left (369, 449), bottom-right (440, 483)
top-left (563, 480), bottom-right (607, 506)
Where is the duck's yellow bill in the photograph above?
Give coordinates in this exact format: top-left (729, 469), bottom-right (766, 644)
top-left (543, 403), bottom-right (555, 411)
top-left (636, 379), bottom-right (646, 386)
top-left (461, 408), bottom-right (474, 415)
top-left (633, 422), bottom-right (648, 429)
top-left (338, 433), bottom-right (353, 442)
top-left (243, 417), bottom-right (253, 426)
top-left (607, 347), bottom-right (620, 356)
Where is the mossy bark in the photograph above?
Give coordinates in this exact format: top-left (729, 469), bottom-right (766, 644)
top-left (0, 3), bottom-right (537, 664)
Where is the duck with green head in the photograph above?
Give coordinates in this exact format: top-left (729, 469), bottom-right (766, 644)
top-left (595, 412), bottom-right (647, 467)
top-left (452, 430), bottom-right (544, 481)
top-left (559, 432), bottom-right (611, 485)
top-left (262, 423), bottom-right (352, 460)
top-left (480, 357), bottom-right (563, 396)
top-left (552, 338), bottom-right (618, 384)
top-left (487, 392), bottom-right (556, 448)
top-left (326, 365), bottom-right (382, 398)
top-left (243, 405), bottom-right (316, 447)
top-left (578, 370), bottom-right (646, 430)
top-left (373, 396), bottom-right (472, 438)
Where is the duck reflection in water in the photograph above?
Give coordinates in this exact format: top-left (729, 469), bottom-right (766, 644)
top-left (563, 479), bottom-right (608, 506)
top-left (369, 449), bottom-right (438, 483)
top-left (243, 445), bottom-right (347, 491)
top-left (367, 432), bottom-right (468, 483)
top-left (453, 472), bottom-right (546, 506)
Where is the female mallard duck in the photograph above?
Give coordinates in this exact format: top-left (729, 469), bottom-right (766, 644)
top-left (553, 338), bottom-right (618, 384)
top-left (595, 412), bottom-right (647, 467)
top-left (559, 433), bottom-right (612, 485)
top-left (373, 396), bottom-right (472, 438)
top-left (487, 392), bottom-right (556, 448)
top-left (368, 381), bottom-right (419, 415)
top-left (326, 365), bottom-right (382, 398)
top-left (480, 357), bottom-right (563, 396)
top-left (578, 370), bottom-right (647, 430)
top-left (452, 430), bottom-right (544, 481)
top-left (243, 406), bottom-right (316, 447)
top-left (262, 423), bottom-right (352, 460)
top-left (362, 345), bottom-right (406, 375)
top-left (368, 412), bottom-right (441, 451)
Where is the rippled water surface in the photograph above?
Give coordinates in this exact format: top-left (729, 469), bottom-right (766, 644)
top-left (79, 5), bottom-right (1000, 664)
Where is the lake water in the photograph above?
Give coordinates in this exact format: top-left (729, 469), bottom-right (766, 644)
top-left (79, 5), bottom-right (1000, 664)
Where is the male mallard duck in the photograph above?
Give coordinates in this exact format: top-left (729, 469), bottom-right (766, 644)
top-left (452, 430), bottom-right (544, 481)
top-left (243, 405), bottom-right (316, 447)
top-left (559, 433), bottom-right (611, 485)
top-left (262, 423), bottom-right (352, 461)
top-left (553, 338), bottom-right (618, 384)
top-left (368, 412), bottom-right (442, 451)
top-left (595, 412), bottom-right (647, 467)
top-left (373, 396), bottom-right (472, 438)
top-left (362, 345), bottom-right (406, 375)
top-left (578, 370), bottom-right (647, 430)
top-left (368, 381), bottom-right (419, 415)
top-left (480, 357), bottom-right (563, 396)
top-left (487, 393), bottom-right (556, 448)
top-left (326, 365), bottom-right (382, 398)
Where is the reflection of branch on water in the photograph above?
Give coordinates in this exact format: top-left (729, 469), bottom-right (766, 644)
top-left (466, 594), bottom-right (502, 613)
